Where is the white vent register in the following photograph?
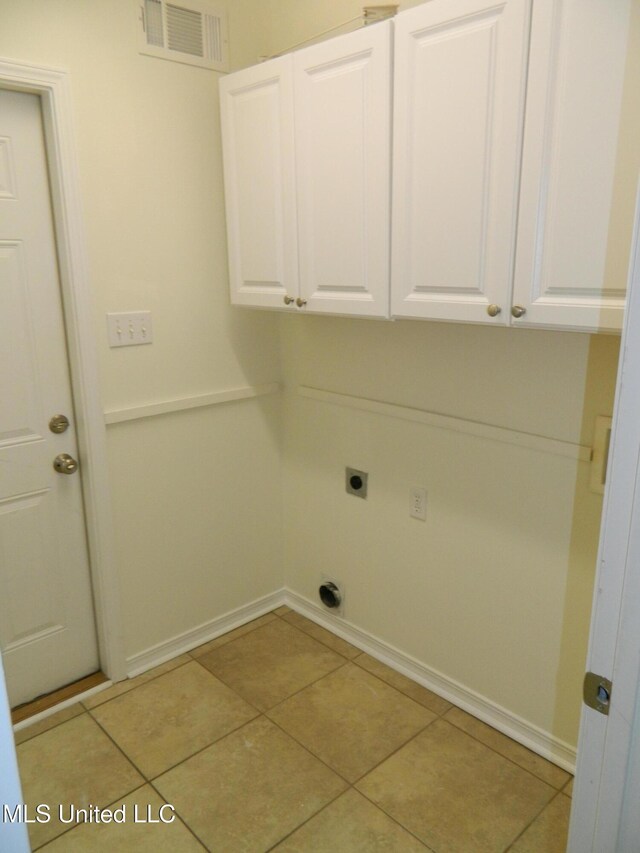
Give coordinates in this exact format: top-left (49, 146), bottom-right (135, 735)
top-left (137, 0), bottom-right (228, 71)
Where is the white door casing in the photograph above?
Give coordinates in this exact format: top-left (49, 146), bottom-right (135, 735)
top-left (391, 0), bottom-right (530, 323)
top-left (0, 89), bottom-right (99, 706)
top-left (567, 179), bottom-right (640, 851)
top-left (294, 21), bottom-right (391, 317)
top-left (0, 59), bottom-right (125, 687)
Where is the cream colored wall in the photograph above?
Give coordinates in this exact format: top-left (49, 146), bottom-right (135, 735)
top-left (0, 0), bottom-right (283, 660)
top-left (253, 0), bottom-right (634, 749)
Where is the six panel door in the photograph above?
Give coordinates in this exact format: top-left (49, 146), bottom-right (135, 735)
top-left (0, 90), bottom-right (99, 706)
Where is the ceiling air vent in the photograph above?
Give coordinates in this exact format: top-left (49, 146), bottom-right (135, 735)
top-left (137, 0), bottom-right (228, 72)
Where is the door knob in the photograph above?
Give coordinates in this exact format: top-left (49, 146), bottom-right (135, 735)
top-left (53, 453), bottom-right (79, 475)
top-left (283, 295), bottom-right (295, 305)
top-left (511, 305), bottom-right (527, 318)
top-left (49, 414), bottom-right (70, 434)
top-left (295, 297), bottom-right (307, 308)
top-left (486, 304), bottom-right (501, 317)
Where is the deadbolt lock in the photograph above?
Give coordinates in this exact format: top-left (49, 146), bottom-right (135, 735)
top-left (53, 453), bottom-right (79, 475)
top-left (49, 414), bottom-right (70, 434)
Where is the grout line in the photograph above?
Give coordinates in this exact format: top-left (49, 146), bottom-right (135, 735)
top-left (14, 706), bottom-right (88, 747)
top-left (146, 780), bottom-right (209, 850)
top-left (351, 785), bottom-right (437, 851)
top-left (262, 788), bottom-right (348, 851)
top-left (81, 656), bottom-right (193, 712)
top-left (188, 613), bottom-right (279, 659)
top-left (350, 655), bottom-right (452, 718)
top-left (503, 789), bottom-right (563, 851)
top-left (441, 712), bottom-right (569, 791)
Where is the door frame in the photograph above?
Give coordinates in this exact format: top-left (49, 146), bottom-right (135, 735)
top-left (0, 58), bottom-right (126, 684)
top-left (567, 179), bottom-right (640, 851)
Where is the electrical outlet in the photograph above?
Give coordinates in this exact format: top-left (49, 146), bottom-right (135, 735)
top-left (410, 486), bottom-right (427, 520)
top-left (107, 312), bottom-right (153, 347)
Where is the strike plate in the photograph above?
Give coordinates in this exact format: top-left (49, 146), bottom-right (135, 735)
top-left (583, 672), bottom-right (612, 716)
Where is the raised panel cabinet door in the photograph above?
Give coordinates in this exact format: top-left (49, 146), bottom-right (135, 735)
top-left (391, 0), bottom-right (531, 324)
top-left (294, 22), bottom-right (392, 317)
top-left (512, 0), bottom-right (632, 332)
top-left (219, 56), bottom-right (299, 309)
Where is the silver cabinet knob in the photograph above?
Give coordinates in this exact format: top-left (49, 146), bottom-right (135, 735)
top-left (283, 295), bottom-right (295, 305)
top-left (295, 297), bottom-right (307, 308)
top-left (486, 304), bottom-right (501, 317)
top-left (53, 453), bottom-right (79, 475)
top-left (49, 414), bottom-right (70, 434)
top-left (511, 305), bottom-right (527, 318)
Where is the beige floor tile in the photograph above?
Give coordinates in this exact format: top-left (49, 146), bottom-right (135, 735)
top-left (355, 653), bottom-right (452, 716)
top-left (14, 703), bottom-right (84, 746)
top-left (17, 714), bottom-right (143, 849)
top-left (281, 611), bottom-right (361, 659)
top-left (444, 707), bottom-right (571, 790)
top-left (154, 716), bottom-right (347, 852)
top-left (509, 793), bottom-right (571, 852)
top-left (189, 613), bottom-right (278, 657)
top-left (357, 718), bottom-right (555, 853)
top-left (274, 605), bottom-right (292, 615)
top-left (90, 661), bottom-right (258, 778)
top-left (273, 788), bottom-right (430, 852)
top-left (268, 663), bottom-right (435, 782)
top-left (40, 785), bottom-right (204, 851)
top-left (564, 777), bottom-right (574, 797)
top-left (82, 655), bottom-right (191, 710)
top-left (198, 618), bottom-right (346, 711)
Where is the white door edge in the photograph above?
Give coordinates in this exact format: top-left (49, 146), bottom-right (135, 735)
top-left (0, 58), bottom-right (126, 684)
top-left (568, 176), bottom-right (640, 851)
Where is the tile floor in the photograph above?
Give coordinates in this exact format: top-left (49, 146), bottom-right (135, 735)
top-left (14, 607), bottom-right (573, 851)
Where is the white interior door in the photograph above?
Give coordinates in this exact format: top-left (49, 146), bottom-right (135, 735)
top-left (0, 89), bottom-right (99, 708)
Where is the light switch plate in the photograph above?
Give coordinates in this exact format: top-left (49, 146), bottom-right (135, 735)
top-left (107, 312), bottom-right (153, 347)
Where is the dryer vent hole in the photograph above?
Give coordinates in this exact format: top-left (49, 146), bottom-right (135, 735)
top-left (319, 581), bottom-right (342, 609)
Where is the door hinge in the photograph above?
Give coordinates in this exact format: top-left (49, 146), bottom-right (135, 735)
top-left (583, 672), bottom-right (612, 716)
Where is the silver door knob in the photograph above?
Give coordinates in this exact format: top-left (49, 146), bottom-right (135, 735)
top-left (295, 298), bottom-right (307, 308)
top-left (511, 305), bottom-right (527, 318)
top-left (53, 453), bottom-right (79, 474)
top-left (283, 295), bottom-right (295, 305)
top-left (49, 414), bottom-right (70, 434)
top-left (486, 304), bottom-right (501, 317)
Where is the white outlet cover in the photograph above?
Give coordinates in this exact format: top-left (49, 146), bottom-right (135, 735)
top-left (410, 486), bottom-right (427, 521)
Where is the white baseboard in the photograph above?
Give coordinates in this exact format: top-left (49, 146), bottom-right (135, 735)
top-left (282, 588), bottom-right (577, 773)
top-left (124, 584), bottom-right (575, 773)
top-left (126, 589), bottom-right (286, 677)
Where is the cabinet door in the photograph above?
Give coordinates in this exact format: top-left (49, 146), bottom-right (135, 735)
top-left (512, 0), bottom-right (631, 332)
top-left (391, 0), bottom-right (531, 324)
top-left (219, 56), bottom-right (298, 309)
top-left (294, 22), bottom-right (392, 317)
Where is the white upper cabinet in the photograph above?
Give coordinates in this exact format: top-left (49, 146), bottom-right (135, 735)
top-left (220, 1), bottom-right (633, 330)
top-left (512, 0), bottom-right (632, 332)
top-left (294, 23), bottom-right (391, 317)
top-left (391, 0), bottom-right (531, 324)
top-left (219, 56), bottom-right (298, 309)
top-left (219, 22), bottom-right (391, 317)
